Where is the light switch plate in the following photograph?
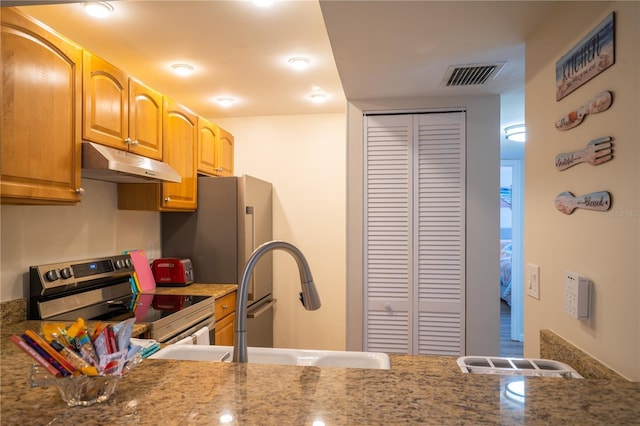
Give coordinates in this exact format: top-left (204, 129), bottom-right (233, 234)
top-left (526, 263), bottom-right (540, 300)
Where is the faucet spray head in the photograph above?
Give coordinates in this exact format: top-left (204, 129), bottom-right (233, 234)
top-left (299, 282), bottom-right (321, 310)
top-left (295, 250), bottom-right (321, 310)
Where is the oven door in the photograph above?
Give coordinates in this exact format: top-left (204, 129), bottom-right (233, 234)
top-left (161, 316), bottom-right (215, 345)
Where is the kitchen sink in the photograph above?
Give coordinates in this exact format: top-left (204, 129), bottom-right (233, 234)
top-left (149, 345), bottom-right (391, 369)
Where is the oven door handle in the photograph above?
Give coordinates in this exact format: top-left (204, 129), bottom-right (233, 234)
top-left (163, 316), bottom-right (216, 345)
top-left (246, 299), bottom-right (277, 319)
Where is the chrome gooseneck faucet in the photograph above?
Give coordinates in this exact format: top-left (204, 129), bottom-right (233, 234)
top-left (233, 240), bottom-right (321, 363)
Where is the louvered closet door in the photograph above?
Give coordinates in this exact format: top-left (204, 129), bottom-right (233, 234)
top-left (364, 112), bottom-right (465, 355)
top-left (414, 113), bottom-right (465, 355)
top-left (364, 115), bottom-right (412, 353)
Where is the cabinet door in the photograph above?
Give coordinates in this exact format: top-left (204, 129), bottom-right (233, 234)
top-left (129, 78), bottom-right (163, 160)
top-left (215, 291), bottom-right (237, 321)
top-left (217, 127), bottom-right (235, 177)
top-left (197, 116), bottom-right (219, 176)
top-left (215, 312), bottom-right (235, 346)
top-left (1, 8), bottom-right (83, 204)
top-left (162, 98), bottom-right (197, 210)
top-left (83, 51), bottom-right (129, 150)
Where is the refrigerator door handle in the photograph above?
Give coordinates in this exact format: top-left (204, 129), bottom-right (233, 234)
top-left (247, 299), bottom-right (277, 319)
top-left (244, 205), bottom-right (255, 299)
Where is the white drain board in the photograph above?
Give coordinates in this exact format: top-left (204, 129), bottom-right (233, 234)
top-left (457, 356), bottom-right (583, 379)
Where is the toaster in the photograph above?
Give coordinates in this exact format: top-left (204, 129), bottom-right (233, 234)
top-left (151, 258), bottom-right (194, 286)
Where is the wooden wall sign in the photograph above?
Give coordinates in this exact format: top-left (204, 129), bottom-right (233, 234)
top-left (555, 136), bottom-right (613, 170)
top-left (556, 12), bottom-right (615, 101)
top-left (555, 91), bottom-right (612, 130)
top-left (554, 191), bottom-right (611, 214)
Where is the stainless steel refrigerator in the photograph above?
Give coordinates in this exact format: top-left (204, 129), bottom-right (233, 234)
top-left (161, 175), bottom-right (275, 347)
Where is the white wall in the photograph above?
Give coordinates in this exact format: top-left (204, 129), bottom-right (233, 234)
top-left (344, 95), bottom-right (501, 356)
top-left (524, 2), bottom-right (639, 380)
top-left (213, 113), bottom-right (347, 351)
top-left (0, 179), bottom-right (161, 301)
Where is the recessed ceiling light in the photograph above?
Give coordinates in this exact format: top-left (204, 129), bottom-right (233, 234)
top-left (288, 57), bottom-right (311, 71)
top-left (215, 97), bottom-right (236, 108)
top-left (171, 64), bottom-right (194, 77)
top-left (253, 0), bottom-right (275, 7)
top-left (84, 2), bottom-right (113, 18)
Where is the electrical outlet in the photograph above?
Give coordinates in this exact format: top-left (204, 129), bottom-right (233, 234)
top-left (526, 263), bottom-right (540, 299)
top-left (564, 271), bottom-right (591, 319)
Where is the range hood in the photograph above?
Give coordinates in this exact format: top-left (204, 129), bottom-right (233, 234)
top-left (82, 142), bottom-right (181, 183)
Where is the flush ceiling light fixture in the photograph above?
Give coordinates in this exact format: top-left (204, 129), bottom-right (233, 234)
top-left (504, 124), bottom-right (526, 142)
top-left (308, 91), bottom-right (329, 104)
top-left (84, 1), bottom-right (113, 18)
top-left (288, 57), bottom-right (311, 71)
top-left (171, 64), bottom-right (194, 77)
top-left (215, 97), bottom-right (236, 108)
top-left (308, 86), bottom-right (329, 104)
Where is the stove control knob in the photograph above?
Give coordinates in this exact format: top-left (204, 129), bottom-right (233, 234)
top-left (115, 259), bottom-right (124, 269)
top-left (124, 258), bottom-right (132, 268)
top-left (44, 269), bottom-right (59, 282)
top-left (59, 267), bottom-right (72, 279)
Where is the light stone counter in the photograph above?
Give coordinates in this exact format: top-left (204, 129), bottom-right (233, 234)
top-left (150, 283), bottom-right (237, 299)
top-left (1, 320), bottom-right (639, 425)
top-left (2, 287), bottom-right (639, 424)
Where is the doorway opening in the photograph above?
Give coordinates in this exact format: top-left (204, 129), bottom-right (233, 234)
top-left (499, 160), bottom-right (523, 357)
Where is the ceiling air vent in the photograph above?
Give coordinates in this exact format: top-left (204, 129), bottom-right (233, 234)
top-left (442, 62), bottom-right (505, 86)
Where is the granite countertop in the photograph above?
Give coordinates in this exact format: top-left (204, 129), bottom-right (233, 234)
top-left (151, 283), bottom-right (237, 299)
top-left (1, 320), bottom-right (639, 425)
top-left (2, 285), bottom-right (638, 424)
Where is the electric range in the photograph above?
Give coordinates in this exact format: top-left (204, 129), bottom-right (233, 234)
top-left (28, 254), bottom-right (215, 343)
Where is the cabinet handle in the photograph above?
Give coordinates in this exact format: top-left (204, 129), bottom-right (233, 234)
top-left (222, 304), bottom-right (229, 310)
top-left (124, 137), bottom-right (132, 145)
top-left (75, 188), bottom-right (85, 196)
top-left (164, 197), bottom-right (171, 203)
top-left (216, 167), bottom-right (223, 172)
top-left (131, 139), bottom-right (139, 146)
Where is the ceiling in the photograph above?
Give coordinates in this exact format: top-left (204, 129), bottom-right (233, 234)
top-left (13, 0), bottom-right (558, 145)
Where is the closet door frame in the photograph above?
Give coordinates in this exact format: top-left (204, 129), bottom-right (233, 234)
top-left (346, 97), bottom-right (500, 356)
top-left (363, 111), bottom-right (466, 355)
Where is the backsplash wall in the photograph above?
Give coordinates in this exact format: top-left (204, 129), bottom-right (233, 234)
top-left (0, 179), bottom-right (161, 302)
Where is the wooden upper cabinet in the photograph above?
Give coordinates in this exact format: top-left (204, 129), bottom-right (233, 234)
top-left (117, 97), bottom-right (197, 211)
top-left (197, 116), bottom-right (219, 176)
top-left (128, 78), bottom-right (163, 160)
top-left (217, 126), bottom-right (235, 177)
top-left (197, 117), bottom-right (234, 177)
top-left (83, 52), bottom-right (162, 160)
top-left (83, 52), bottom-right (128, 149)
top-left (1, 8), bottom-right (83, 205)
top-left (162, 98), bottom-right (197, 210)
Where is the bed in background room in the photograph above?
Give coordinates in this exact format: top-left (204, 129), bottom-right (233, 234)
top-left (500, 185), bottom-right (513, 306)
top-left (500, 239), bottom-right (512, 306)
